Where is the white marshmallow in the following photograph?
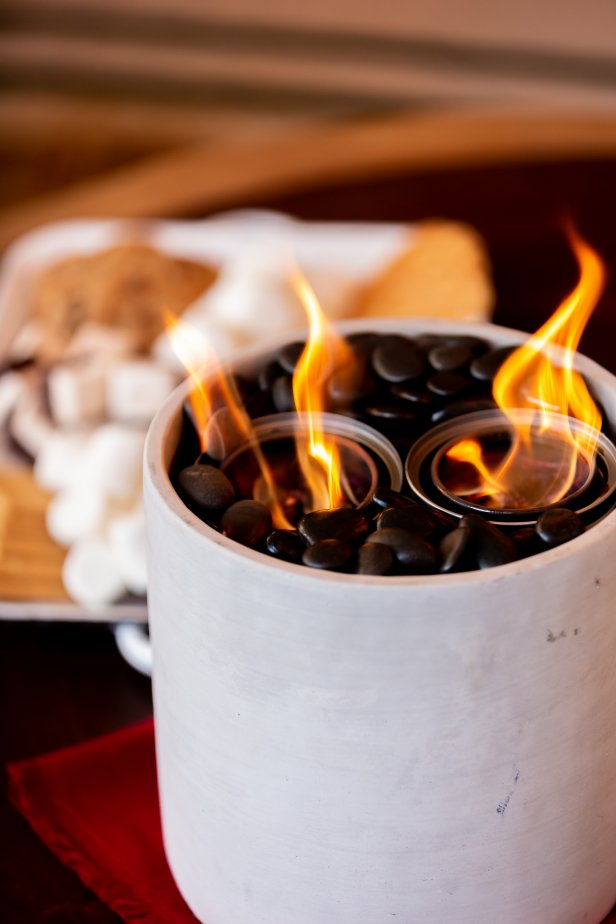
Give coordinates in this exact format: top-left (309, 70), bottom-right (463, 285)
top-left (108, 507), bottom-right (147, 595)
top-left (220, 238), bottom-right (292, 284)
top-left (106, 359), bottom-right (177, 424)
top-left (196, 242), bottom-right (355, 343)
top-left (204, 272), bottom-right (306, 343)
top-left (46, 483), bottom-right (108, 547)
top-left (62, 537), bottom-right (127, 609)
top-left (0, 372), bottom-right (25, 427)
top-left (45, 425), bottom-right (145, 548)
top-left (64, 322), bottom-right (137, 361)
top-left (80, 423), bottom-right (146, 503)
top-left (9, 384), bottom-right (54, 458)
top-left (34, 429), bottom-right (91, 493)
top-left (49, 322), bottom-right (142, 426)
top-left (47, 361), bottom-right (107, 426)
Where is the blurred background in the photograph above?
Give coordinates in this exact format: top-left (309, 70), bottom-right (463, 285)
top-left (2, 0), bottom-right (616, 219)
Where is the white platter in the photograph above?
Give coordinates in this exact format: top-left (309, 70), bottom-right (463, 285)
top-left (0, 209), bottom-right (411, 622)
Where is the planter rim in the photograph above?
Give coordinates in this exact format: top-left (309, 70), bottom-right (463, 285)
top-left (145, 316), bottom-right (616, 589)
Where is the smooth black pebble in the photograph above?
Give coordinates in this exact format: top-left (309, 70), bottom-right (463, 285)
top-left (366, 528), bottom-right (437, 572)
top-left (362, 402), bottom-right (418, 423)
top-left (299, 507), bottom-right (370, 544)
top-left (430, 399), bottom-right (497, 425)
top-left (439, 527), bottom-right (472, 573)
top-left (346, 331), bottom-right (380, 351)
top-left (372, 338), bottom-right (426, 383)
top-left (414, 333), bottom-right (446, 352)
top-left (369, 487), bottom-right (415, 511)
top-left (221, 500), bottom-right (272, 547)
top-left (440, 335), bottom-right (488, 353)
top-left (536, 508), bottom-right (584, 547)
top-left (266, 529), bottom-right (305, 563)
top-left (460, 515), bottom-right (517, 568)
top-left (178, 464), bottom-right (235, 512)
top-left (390, 383), bottom-right (434, 407)
top-left (470, 346), bottom-right (516, 382)
top-left (426, 371), bottom-right (471, 398)
top-left (376, 505), bottom-right (453, 538)
top-left (428, 343), bottom-right (473, 372)
top-left (328, 360), bottom-right (373, 402)
top-left (303, 538), bottom-right (353, 571)
top-left (357, 542), bottom-right (394, 575)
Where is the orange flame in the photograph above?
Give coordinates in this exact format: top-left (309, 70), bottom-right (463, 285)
top-left (168, 268), bottom-right (361, 524)
top-left (166, 312), bottom-right (291, 527)
top-left (166, 311), bottom-right (248, 453)
top-left (446, 437), bottom-right (510, 498)
top-left (292, 271), bottom-right (355, 511)
top-left (446, 227), bottom-right (606, 509)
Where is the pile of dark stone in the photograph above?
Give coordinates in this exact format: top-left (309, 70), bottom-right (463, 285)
top-left (254, 331), bottom-right (513, 451)
top-left (174, 332), bottom-right (589, 575)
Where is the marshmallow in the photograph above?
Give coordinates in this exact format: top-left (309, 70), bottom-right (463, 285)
top-left (198, 242), bottom-right (355, 342)
top-left (45, 423), bottom-right (146, 545)
top-left (80, 423), bottom-right (146, 503)
top-left (48, 320), bottom-right (142, 427)
top-left (62, 537), bottom-right (127, 609)
top-left (204, 272), bottom-right (306, 343)
top-left (106, 359), bottom-right (177, 424)
top-left (46, 483), bottom-right (108, 547)
top-left (9, 384), bottom-right (54, 459)
top-left (47, 361), bottom-right (107, 426)
top-left (64, 322), bottom-right (137, 361)
top-left (34, 429), bottom-right (91, 493)
top-left (108, 507), bottom-right (147, 595)
top-left (0, 372), bottom-right (25, 427)
top-left (224, 238), bottom-right (292, 283)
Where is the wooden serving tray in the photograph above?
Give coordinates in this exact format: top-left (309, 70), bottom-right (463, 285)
top-left (0, 463), bottom-right (148, 621)
top-left (0, 466), bottom-right (68, 604)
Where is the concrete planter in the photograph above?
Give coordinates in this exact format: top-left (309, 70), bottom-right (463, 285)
top-left (144, 319), bottom-right (616, 924)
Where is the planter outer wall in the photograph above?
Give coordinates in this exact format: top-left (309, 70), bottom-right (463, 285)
top-left (144, 319), bottom-right (616, 924)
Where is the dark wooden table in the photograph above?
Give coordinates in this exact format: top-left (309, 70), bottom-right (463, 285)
top-left (2, 156), bottom-right (616, 922)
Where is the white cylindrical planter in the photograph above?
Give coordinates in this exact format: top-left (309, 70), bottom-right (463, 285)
top-left (144, 319), bottom-right (616, 924)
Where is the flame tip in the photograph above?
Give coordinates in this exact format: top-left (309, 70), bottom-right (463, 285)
top-left (448, 227), bottom-right (605, 509)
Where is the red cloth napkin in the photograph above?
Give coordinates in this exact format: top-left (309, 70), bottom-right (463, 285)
top-left (7, 718), bottom-right (197, 923)
top-left (7, 719), bottom-right (616, 924)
